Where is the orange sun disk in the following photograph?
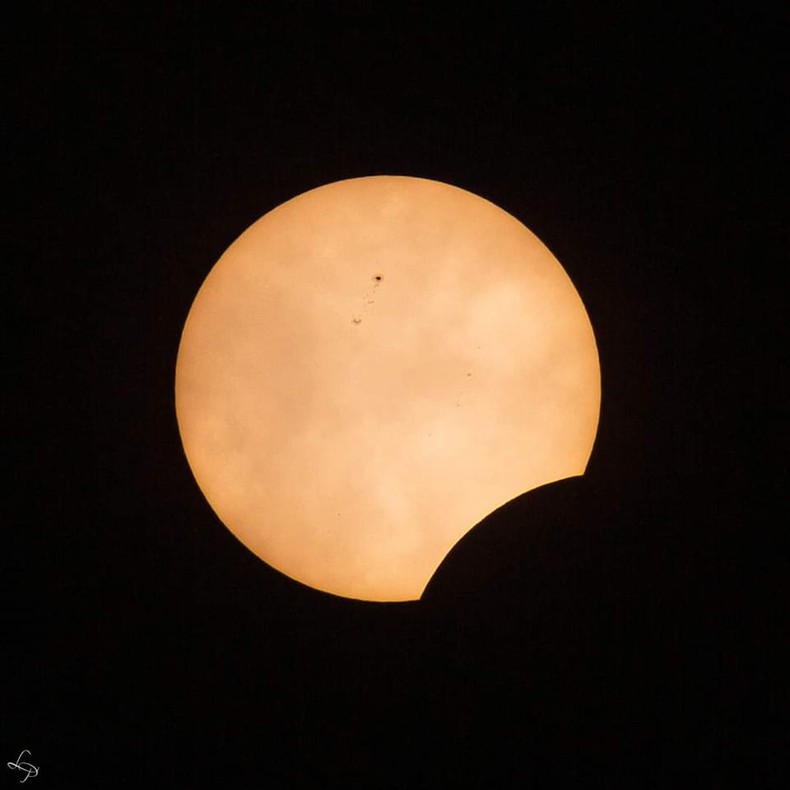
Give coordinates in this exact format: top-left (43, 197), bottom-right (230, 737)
top-left (175, 176), bottom-right (600, 601)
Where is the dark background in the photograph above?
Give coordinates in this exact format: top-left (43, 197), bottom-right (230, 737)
top-left (4, 3), bottom-right (785, 787)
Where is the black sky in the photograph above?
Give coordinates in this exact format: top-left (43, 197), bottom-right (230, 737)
top-left (4, 3), bottom-right (786, 787)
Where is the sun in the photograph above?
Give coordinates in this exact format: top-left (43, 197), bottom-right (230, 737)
top-left (175, 176), bottom-right (600, 601)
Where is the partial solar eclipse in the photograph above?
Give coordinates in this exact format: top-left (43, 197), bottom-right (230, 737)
top-left (175, 176), bottom-right (600, 601)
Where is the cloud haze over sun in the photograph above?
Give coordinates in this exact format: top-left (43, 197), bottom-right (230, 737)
top-left (175, 176), bottom-right (600, 601)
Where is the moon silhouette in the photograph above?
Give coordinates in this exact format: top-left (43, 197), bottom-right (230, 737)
top-left (175, 176), bottom-right (600, 601)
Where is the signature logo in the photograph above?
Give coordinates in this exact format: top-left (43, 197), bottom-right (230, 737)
top-left (7, 750), bottom-right (39, 783)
